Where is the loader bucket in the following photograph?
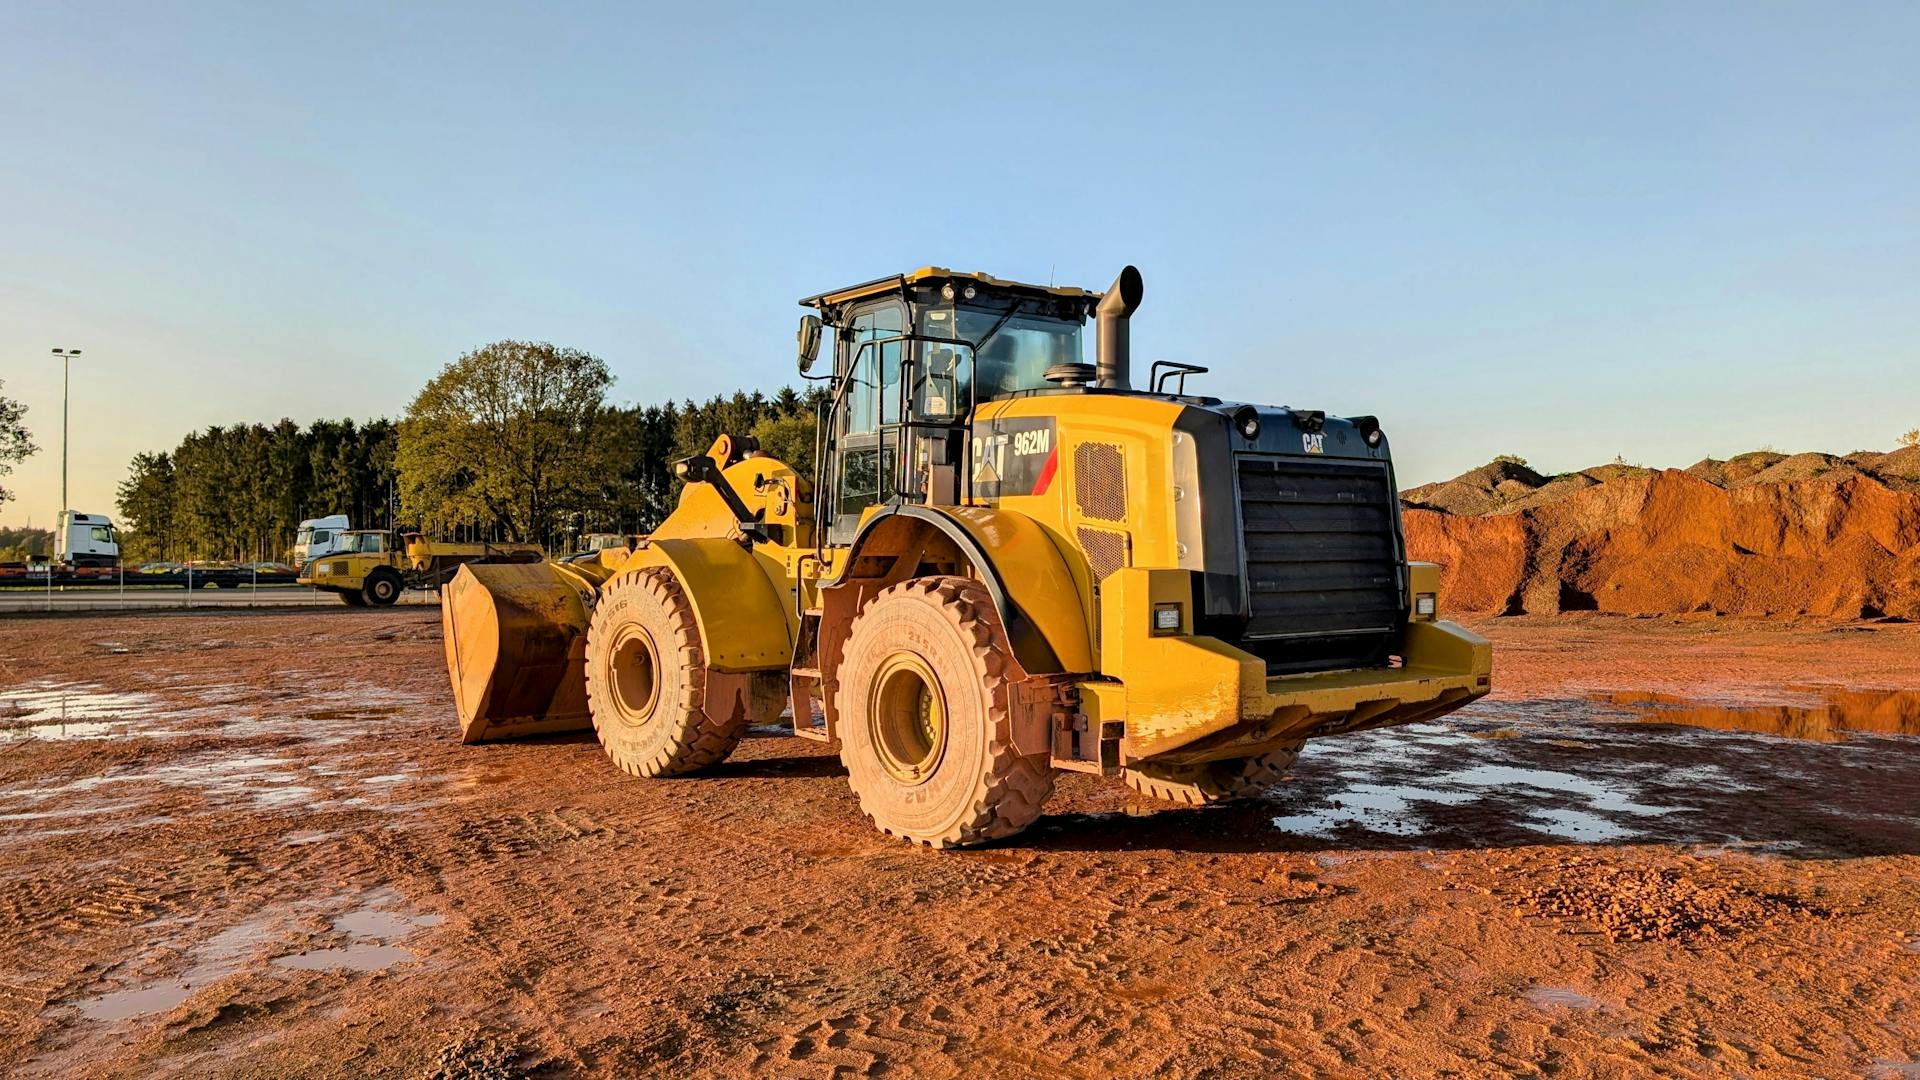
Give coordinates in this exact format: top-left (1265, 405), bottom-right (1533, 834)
top-left (442, 561), bottom-right (597, 743)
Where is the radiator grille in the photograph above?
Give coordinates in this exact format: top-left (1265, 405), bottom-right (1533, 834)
top-left (1235, 455), bottom-right (1401, 649)
top-left (1074, 442), bottom-right (1127, 522)
top-left (1075, 526), bottom-right (1130, 586)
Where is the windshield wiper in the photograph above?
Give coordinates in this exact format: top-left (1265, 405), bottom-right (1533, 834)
top-left (968, 306), bottom-right (1021, 356)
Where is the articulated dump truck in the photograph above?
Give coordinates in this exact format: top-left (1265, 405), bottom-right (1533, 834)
top-left (442, 266), bottom-right (1491, 847)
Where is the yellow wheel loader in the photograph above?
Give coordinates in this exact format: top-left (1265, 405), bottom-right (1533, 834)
top-left (441, 266), bottom-right (1491, 847)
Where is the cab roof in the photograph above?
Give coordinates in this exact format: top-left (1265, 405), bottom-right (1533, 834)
top-left (799, 267), bottom-right (1095, 310)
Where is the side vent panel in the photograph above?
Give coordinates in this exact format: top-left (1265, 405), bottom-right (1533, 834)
top-left (1074, 442), bottom-right (1127, 522)
top-left (1075, 526), bottom-right (1131, 586)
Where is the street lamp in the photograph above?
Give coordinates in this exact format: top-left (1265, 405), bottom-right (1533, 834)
top-left (50, 348), bottom-right (79, 527)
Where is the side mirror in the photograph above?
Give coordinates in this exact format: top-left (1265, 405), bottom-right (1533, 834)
top-left (797, 315), bottom-right (823, 376)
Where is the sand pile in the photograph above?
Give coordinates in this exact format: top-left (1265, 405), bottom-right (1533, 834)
top-left (1402, 447), bottom-right (1920, 618)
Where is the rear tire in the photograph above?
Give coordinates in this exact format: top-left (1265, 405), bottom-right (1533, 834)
top-left (1122, 743), bottom-right (1304, 806)
top-left (835, 576), bottom-right (1054, 848)
top-left (363, 568), bottom-right (403, 607)
top-left (584, 566), bottom-right (784, 777)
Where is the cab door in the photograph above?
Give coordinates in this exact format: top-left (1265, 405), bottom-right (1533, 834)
top-left (826, 301), bottom-right (905, 544)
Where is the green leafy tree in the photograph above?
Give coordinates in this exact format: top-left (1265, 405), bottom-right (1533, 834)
top-left (398, 341), bottom-right (613, 543)
top-left (115, 452), bottom-right (177, 562)
top-left (0, 526), bottom-right (51, 563)
top-left (115, 419), bottom-right (398, 562)
top-left (0, 379), bottom-right (36, 506)
top-left (1900, 429), bottom-right (1919, 449)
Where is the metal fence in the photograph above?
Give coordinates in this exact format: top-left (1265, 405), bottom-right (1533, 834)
top-left (0, 566), bottom-right (442, 614)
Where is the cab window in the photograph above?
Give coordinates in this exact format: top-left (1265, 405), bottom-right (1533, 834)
top-left (89, 526), bottom-right (113, 544)
top-left (835, 302), bottom-right (904, 524)
top-left (915, 307), bottom-right (970, 421)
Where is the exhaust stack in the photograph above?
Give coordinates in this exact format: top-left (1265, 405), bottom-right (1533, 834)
top-left (1095, 265), bottom-right (1144, 389)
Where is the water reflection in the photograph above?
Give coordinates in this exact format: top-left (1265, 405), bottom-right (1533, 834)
top-left (1594, 687), bottom-right (1920, 742)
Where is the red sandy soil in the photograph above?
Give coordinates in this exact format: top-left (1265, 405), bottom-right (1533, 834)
top-left (2, 609), bottom-right (1920, 1078)
top-left (1403, 447), bottom-right (1920, 619)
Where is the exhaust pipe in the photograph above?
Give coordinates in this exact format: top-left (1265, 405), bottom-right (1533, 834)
top-left (1095, 265), bottom-right (1144, 389)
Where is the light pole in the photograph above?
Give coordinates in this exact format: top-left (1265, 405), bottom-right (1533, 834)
top-left (50, 347), bottom-right (80, 536)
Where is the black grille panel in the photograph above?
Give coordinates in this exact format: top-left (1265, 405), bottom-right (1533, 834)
top-left (1235, 455), bottom-right (1401, 658)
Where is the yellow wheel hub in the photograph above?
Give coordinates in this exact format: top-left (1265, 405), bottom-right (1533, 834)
top-left (871, 654), bottom-right (948, 785)
top-left (607, 626), bottom-right (661, 723)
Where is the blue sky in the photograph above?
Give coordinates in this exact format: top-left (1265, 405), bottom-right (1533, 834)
top-left (3, 2), bottom-right (1917, 525)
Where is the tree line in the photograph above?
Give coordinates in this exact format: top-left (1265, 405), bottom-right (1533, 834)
top-left (113, 341), bottom-right (824, 563)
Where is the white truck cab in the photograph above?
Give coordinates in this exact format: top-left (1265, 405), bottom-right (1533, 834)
top-left (294, 515), bottom-right (351, 568)
top-left (56, 511), bottom-right (120, 568)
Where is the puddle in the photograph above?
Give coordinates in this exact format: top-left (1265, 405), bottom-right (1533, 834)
top-left (281, 830), bottom-right (338, 847)
top-left (0, 681), bottom-right (154, 726)
top-left (1270, 718), bottom-right (1691, 844)
top-left (333, 900), bottom-right (442, 939)
top-left (1595, 687), bottom-right (1920, 743)
top-left (1522, 808), bottom-right (1635, 843)
top-left (1523, 985), bottom-right (1601, 1010)
top-left (1271, 783), bottom-right (1476, 838)
top-left (1439, 765), bottom-right (1680, 818)
top-left (271, 943), bottom-right (418, 972)
top-left (68, 889), bottom-right (441, 1020)
top-left (72, 913), bottom-right (278, 1020)
top-left (0, 721), bottom-right (115, 743)
top-left (273, 889), bottom-right (438, 972)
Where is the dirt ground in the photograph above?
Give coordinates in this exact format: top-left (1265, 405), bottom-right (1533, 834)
top-left (2, 610), bottom-right (1919, 1078)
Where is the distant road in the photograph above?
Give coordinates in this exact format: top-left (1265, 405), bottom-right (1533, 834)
top-left (0, 585), bottom-right (442, 613)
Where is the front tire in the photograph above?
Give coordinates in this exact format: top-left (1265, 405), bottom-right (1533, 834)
top-left (835, 576), bottom-right (1054, 848)
top-left (584, 567), bottom-right (784, 778)
top-left (339, 590), bottom-right (368, 607)
top-left (363, 568), bottom-right (403, 606)
top-left (1122, 743), bottom-right (1304, 806)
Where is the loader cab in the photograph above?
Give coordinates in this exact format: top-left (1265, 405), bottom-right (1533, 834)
top-left (800, 268), bottom-right (1096, 544)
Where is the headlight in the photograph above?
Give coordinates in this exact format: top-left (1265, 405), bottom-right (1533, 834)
top-left (1415, 594), bottom-right (1437, 619)
top-left (1152, 602), bottom-right (1183, 634)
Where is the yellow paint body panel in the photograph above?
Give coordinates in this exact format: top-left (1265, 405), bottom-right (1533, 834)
top-left (1091, 569), bottom-right (1492, 761)
top-left (296, 551), bottom-right (401, 592)
top-left (971, 394), bottom-right (1193, 668)
top-left (587, 451), bottom-right (811, 671)
top-left (623, 537), bottom-right (795, 672)
top-left (928, 505), bottom-right (1094, 674)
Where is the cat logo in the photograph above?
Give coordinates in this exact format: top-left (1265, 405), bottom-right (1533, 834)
top-left (1302, 432), bottom-right (1325, 454)
top-left (971, 417), bottom-right (1056, 497)
top-left (971, 439), bottom-right (1002, 484)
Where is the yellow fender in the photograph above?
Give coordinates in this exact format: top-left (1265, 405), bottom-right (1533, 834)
top-left (625, 537), bottom-right (795, 672)
top-left (836, 505), bottom-right (1094, 675)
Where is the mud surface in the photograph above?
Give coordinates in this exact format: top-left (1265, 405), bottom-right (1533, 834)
top-left (2, 611), bottom-right (1919, 1077)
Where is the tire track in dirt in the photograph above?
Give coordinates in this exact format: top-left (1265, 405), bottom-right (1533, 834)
top-left (2, 611), bottom-right (1920, 1076)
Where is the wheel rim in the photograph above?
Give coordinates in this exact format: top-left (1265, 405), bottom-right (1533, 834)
top-left (375, 579), bottom-right (394, 600)
top-left (870, 653), bottom-right (947, 785)
top-left (607, 626), bottom-right (660, 723)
